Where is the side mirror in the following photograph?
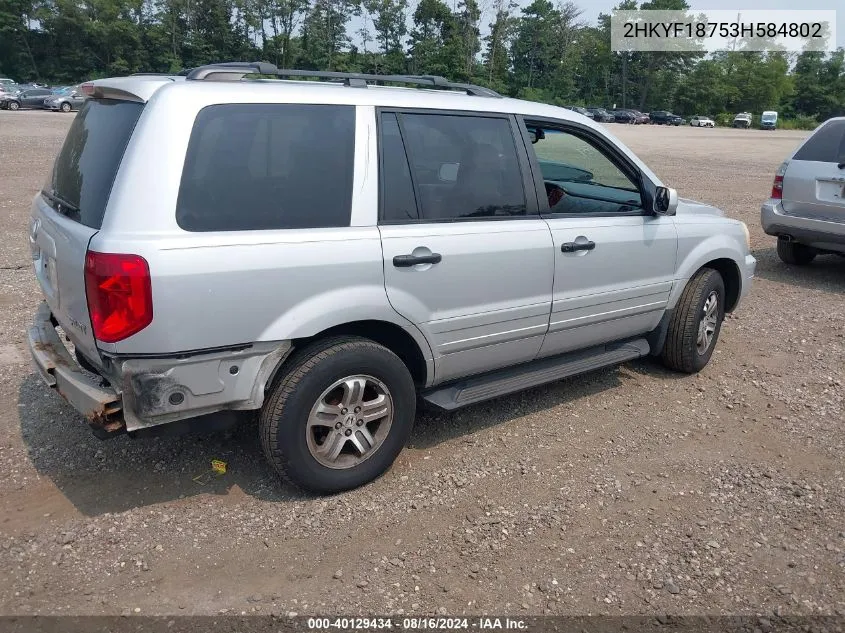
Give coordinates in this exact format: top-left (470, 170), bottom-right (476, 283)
top-left (653, 186), bottom-right (678, 216)
top-left (528, 128), bottom-right (545, 144)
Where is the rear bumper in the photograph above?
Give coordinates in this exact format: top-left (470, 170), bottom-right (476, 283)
top-left (28, 302), bottom-right (124, 437)
top-left (28, 301), bottom-right (292, 435)
top-left (761, 200), bottom-right (845, 253)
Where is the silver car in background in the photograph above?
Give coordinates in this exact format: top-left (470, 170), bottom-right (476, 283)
top-left (44, 86), bottom-right (87, 112)
top-left (762, 117), bottom-right (845, 265)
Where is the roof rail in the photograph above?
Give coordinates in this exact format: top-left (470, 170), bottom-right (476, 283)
top-left (184, 62), bottom-right (502, 97)
top-left (130, 69), bottom-right (193, 77)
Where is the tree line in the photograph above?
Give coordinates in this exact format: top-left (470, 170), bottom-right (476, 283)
top-left (1, 0), bottom-right (843, 125)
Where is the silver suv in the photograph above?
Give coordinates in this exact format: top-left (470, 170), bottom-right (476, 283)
top-left (27, 62), bottom-right (756, 493)
top-left (761, 117), bottom-right (845, 265)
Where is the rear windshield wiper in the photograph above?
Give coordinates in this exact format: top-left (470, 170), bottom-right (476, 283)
top-left (42, 189), bottom-right (81, 218)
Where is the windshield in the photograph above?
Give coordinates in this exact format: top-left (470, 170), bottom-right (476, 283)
top-left (762, 113), bottom-right (777, 121)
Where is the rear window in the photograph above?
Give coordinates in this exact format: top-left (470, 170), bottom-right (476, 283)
top-left (793, 119), bottom-right (845, 163)
top-left (176, 104), bottom-right (355, 232)
top-left (44, 99), bottom-right (144, 228)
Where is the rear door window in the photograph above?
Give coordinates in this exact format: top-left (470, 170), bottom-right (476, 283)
top-left (381, 112), bottom-right (526, 222)
top-left (176, 104), bottom-right (355, 232)
top-left (793, 120), bottom-right (845, 163)
top-left (379, 113), bottom-right (419, 222)
top-left (44, 99), bottom-right (144, 228)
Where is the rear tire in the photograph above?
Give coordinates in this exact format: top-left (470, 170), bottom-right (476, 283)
top-left (777, 240), bottom-right (817, 266)
top-left (661, 268), bottom-right (725, 374)
top-left (260, 336), bottom-right (416, 494)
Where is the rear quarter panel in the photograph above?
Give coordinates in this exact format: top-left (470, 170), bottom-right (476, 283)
top-left (93, 90), bottom-right (420, 358)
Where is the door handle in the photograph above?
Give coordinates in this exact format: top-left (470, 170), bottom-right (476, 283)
top-left (393, 253), bottom-right (442, 267)
top-left (561, 241), bottom-right (595, 253)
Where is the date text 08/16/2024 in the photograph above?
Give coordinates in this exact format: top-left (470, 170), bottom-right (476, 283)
top-left (306, 617), bottom-right (528, 630)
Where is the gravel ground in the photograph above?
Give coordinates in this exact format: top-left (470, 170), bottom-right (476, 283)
top-left (0, 111), bottom-right (843, 618)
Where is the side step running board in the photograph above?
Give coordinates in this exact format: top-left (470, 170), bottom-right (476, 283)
top-left (422, 339), bottom-right (650, 411)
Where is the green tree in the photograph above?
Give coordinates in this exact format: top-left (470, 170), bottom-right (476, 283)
top-left (483, 0), bottom-right (516, 88)
top-left (363, 0), bottom-right (407, 73)
top-left (268, 0), bottom-right (309, 67)
top-left (301, 0), bottom-right (360, 70)
top-left (510, 0), bottom-right (559, 92)
top-left (407, 0), bottom-right (456, 76)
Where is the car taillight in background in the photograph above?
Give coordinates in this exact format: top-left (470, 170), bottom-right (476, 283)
top-left (771, 162), bottom-right (788, 199)
top-left (80, 83), bottom-right (94, 96)
top-left (85, 251), bottom-right (153, 343)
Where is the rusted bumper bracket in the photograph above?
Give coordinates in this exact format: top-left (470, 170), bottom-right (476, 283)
top-left (28, 302), bottom-right (124, 438)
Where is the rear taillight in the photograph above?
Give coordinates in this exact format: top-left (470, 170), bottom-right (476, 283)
top-left (771, 162), bottom-right (788, 199)
top-left (84, 251), bottom-right (152, 343)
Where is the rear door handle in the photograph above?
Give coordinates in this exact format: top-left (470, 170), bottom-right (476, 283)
top-left (561, 241), bottom-right (595, 253)
top-left (393, 253), bottom-right (442, 267)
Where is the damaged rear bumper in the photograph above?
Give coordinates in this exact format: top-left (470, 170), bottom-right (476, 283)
top-left (28, 301), bottom-right (291, 436)
top-left (28, 302), bottom-right (124, 438)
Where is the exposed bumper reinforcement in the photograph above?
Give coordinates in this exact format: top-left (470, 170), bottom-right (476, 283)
top-left (28, 302), bottom-right (124, 437)
top-left (29, 303), bottom-right (293, 435)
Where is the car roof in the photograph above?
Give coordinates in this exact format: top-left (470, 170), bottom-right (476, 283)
top-left (84, 71), bottom-right (666, 189)
top-left (91, 74), bottom-right (600, 124)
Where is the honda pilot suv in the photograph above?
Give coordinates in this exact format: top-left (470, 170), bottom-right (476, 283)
top-left (28, 62), bottom-right (756, 493)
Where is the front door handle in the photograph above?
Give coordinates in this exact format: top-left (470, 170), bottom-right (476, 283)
top-left (393, 253), bottom-right (442, 267)
top-left (561, 241), bottom-right (595, 253)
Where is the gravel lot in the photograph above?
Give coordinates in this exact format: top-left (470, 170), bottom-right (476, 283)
top-left (1, 111), bottom-right (843, 618)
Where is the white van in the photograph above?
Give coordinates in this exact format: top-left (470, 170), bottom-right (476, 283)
top-left (761, 111), bottom-right (778, 130)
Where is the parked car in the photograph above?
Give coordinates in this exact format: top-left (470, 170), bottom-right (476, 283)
top-left (733, 112), bottom-right (752, 128)
top-left (630, 110), bottom-right (650, 124)
top-left (586, 107), bottom-right (615, 122)
top-left (27, 63), bottom-right (755, 493)
top-left (690, 116), bottom-right (715, 128)
top-left (1, 87), bottom-right (52, 110)
top-left (563, 106), bottom-right (595, 120)
top-left (612, 109), bottom-right (638, 124)
top-left (649, 111), bottom-right (684, 126)
top-left (761, 110), bottom-right (778, 130)
top-left (761, 117), bottom-right (845, 265)
top-left (0, 77), bottom-right (17, 88)
top-left (44, 86), bottom-right (87, 112)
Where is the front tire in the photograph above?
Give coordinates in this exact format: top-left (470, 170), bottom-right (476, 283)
top-left (60, 102), bottom-right (71, 113)
top-left (260, 336), bottom-right (416, 494)
top-left (661, 268), bottom-right (725, 374)
top-left (8, 101), bottom-right (20, 111)
top-left (777, 240), bottom-right (817, 265)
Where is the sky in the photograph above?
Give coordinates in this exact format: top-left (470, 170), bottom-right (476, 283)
top-left (351, 0), bottom-right (843, 51)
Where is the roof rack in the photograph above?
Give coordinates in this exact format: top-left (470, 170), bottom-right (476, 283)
top-left (130, 69), bottom-right (193, 77)
top-left (184, 62), bottom-right (502, 98)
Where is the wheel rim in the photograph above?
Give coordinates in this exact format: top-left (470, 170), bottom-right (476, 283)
top-left (9, 102), bottom-right (18, 110)
top-left (696, 291), bottom-right (719, 355)
top-left (61, 103), bottom-right (70, 112)
top-left (305, 374), bottom-right (394, 469)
